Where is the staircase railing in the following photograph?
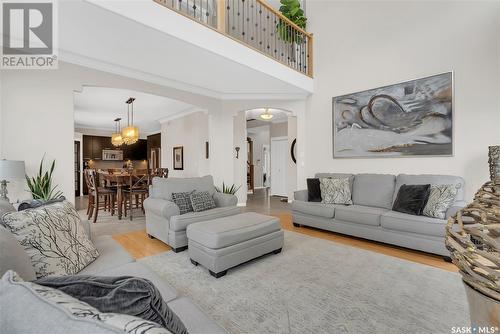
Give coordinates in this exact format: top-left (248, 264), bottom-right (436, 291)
top-left (154, 0), bottom-right (313, 77)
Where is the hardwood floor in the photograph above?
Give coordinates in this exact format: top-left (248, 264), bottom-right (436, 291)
top-left (112, 209), bottom-right (457, 272)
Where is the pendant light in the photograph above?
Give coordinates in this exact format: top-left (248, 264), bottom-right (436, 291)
top-left (260, 108), bottom-right (273, 121)
top-left (111, 118), bottom-right (124, 147)
top-left (122, 97), bottom-right (139, 145)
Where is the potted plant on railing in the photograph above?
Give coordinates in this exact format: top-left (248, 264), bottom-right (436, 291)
top-left (277, 0), bottom-right (307, 65)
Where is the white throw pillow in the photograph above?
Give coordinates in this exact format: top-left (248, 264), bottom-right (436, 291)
top-left (1, 201), bottom-right (99, 278)
top-left (319, 177), bottom-right (353, 205)
top-left (422, 184), bottom-right (459, 219)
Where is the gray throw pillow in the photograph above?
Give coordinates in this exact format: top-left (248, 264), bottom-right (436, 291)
top-left (172, 191), bottom-right (195, 215)
top-left (2, 270), bottom-right (171, 334)
top-left (190, 191), bottom-right (216, 212)
top-left (35, 275), bottom-right (188, 334)
top-left (1, 201), bottom-right (99, 278)
top-left (422, 184), bottom-right (459, 219)
top-left (319, 178), bottom-right (353, 205)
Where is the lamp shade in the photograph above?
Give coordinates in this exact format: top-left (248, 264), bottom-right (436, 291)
top-left (122, 126), bottom-right (139, 145)
top-left (0, 160), bottom-right (25, 180)
top-left (111, 133), bottom-right (124, 147)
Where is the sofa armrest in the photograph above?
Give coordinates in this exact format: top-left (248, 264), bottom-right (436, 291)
top-left (144, 197), bottom-right (180, 219)
top-left (294, 189), bottom-right (308, 202)
top-left (213, 192), bottom-right (238, 207)
top-left (446, 200), bottom-right (468, 219)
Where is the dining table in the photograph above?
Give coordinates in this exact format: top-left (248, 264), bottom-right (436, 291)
top-left (98, 171), bottom-right (147, 220)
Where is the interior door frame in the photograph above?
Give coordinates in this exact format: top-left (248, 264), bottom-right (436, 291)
top-left (270, 136), bottom-right (288, 197)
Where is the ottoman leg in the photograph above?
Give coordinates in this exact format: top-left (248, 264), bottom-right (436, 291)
top-left (273, 248), bottom-right (282, 254)
top-left (293, 222), bottom-right (301, 228)
top-left (172, 246), bottom-right (188, 253)
top-left (190, 259), bottom-right (199, 266)
top-left (209, 270), bottom-right (227, 278)
top-left (147, 234), bottom-right (155, 239)
top-left (443, 256), bottom-right (452, 263)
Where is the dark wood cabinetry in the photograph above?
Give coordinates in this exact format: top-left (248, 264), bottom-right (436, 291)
top-left (122, 139), bottom-right (147, 161)
top-left (83, 135), bottom-right (115, 160)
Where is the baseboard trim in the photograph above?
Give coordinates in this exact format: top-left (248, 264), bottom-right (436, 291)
top-left (237, 203), bottom-right (247, 207)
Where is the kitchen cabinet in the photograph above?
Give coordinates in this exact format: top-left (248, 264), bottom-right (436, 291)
top-left (123, 139), bottom-right (147, 160)
top-left (83, 135), bottom-right (93, 160)
top-left (83, 135), bottom-right (146, 161)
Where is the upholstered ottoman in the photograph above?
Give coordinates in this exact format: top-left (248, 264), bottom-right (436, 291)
top-left (186, 212), bottom-right (284, 278)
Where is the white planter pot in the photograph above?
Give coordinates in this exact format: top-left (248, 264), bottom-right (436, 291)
top-left (463, 282), bottom-right (500, 327)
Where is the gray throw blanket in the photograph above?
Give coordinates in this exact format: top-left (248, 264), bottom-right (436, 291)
top-left (35, 275), bottom-right (188, 334)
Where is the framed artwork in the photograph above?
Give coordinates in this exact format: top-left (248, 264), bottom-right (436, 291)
top-left (332, 72), bottom-right (453, 158)
top-left (173, 146), bottom-right (184, 170)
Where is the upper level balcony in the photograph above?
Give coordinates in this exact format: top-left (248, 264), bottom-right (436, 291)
top-left (154, 0), bottom-right (313, 77)
top-left (58, 0), bottom-right (314, 99)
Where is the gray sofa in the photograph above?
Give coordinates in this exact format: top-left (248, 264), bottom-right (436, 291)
top-left (292, 173), bottom-right (467, 257)
top-left (144, 176), bottom-right (240, 252)
top-left (0, 220), bottom-right (227, 334)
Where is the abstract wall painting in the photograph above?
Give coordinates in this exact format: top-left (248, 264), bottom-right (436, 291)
top-left (332, 72), bottom-right (453, 158)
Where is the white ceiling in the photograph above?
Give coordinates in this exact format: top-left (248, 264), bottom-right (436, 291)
top-left (74, 87), bottom-right (195, 134)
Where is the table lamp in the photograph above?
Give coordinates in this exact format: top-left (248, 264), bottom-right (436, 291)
top-left (0, 160), bottom-right (26, 202)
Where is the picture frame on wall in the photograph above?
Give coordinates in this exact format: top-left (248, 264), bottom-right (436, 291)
top-left (173, 146), bottom-right (184, 170)
top-left (332, 72), bottom-right (453, 158)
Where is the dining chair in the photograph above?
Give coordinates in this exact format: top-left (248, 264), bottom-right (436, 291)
top-left (123, 173), bottom-right (150, 221)
top-left (152, 168), bottom-right (169, 178)
top-left (84, 169), bottom-right (117, 223)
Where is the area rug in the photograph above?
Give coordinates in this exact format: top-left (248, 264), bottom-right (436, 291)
top-left (140, 231), bottom-right (468, 334)
top-left (78, 209), bottom-right (145, 237)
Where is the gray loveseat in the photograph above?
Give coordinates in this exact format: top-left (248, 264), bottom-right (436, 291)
top-left (0, 220), bottom-right (227, 334)
top-left (144, 176), bottom-right (240, 252)
top-left (292, 173), bottom-right (467, 257)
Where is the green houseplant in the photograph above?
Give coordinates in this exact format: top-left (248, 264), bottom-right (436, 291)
top-left (215, 183), bottom-right (241, 195)
top-left (277, 0), bottom-right (307, 63)
top-left (26, 157), bottom-right (63, 202)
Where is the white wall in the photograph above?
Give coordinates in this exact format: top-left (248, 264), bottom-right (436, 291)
top-left (160, 111), bottom-right (210, 178)
top-left (304, 1), bottom-right (500, 200)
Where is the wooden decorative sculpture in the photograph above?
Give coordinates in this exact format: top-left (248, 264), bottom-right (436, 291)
top-left (445, 178), bottom-right (500, 325)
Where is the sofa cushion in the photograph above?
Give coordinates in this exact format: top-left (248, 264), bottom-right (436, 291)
top-left (422, 184), bottom-right (460, 219)
top-left (394, 174), bottom-right (465, 204)
top-left (392, 184), bottom-right (431, 216)
top-left (97, 262), bottom-right (178, 303)
top-left (35, 274), bottom-right (187, 334)
top-left (381, 211), bottom-right (446, 237)
top-left (319, 177), bottom-right (353, 205)
top-left (190, 191), bottom-right (216, 212)
top-left (315, 173), bottom-right (354, 192)
top-left (169, 206), bottom-right (241, 232)
top-left (291, 200), bottom-right (336, 218)
top-left (335, 205), bottom-right (388, 227)
top-left (306, 178), bottom-right (322, 202)
top-left (152, 176), bottom-right (216, 201)
top-left (1, 271), bottom-right (172, 334)
top-left (0, 225), bottom-right (37, 281)
top-left (2, 201), bottom-right (99, 278)
top-left (186, 213), bottom-right (281, 249)
top-left (352, 174), bottom-right (396, 209)
top-left (79, 236), bottom-right (134, 275)
top-left (172, 191), bottom-right (195, 215)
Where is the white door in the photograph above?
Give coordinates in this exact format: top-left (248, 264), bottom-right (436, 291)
top-left (270, 138), bottom-right (287, 197)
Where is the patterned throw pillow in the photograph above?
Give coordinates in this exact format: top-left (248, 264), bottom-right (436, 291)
top-left (319, 178), bottom-right (353, 205)
top-left (3, 271), bottom-right (171, 334)
top-left (172, 191), bottom-right (195, 215)
top-left (190, 191), bottom-right (216, 212)
top-left (422, 184), bottom-right (459, 219)
top-left (1, 201), bottom-right (99, 278)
